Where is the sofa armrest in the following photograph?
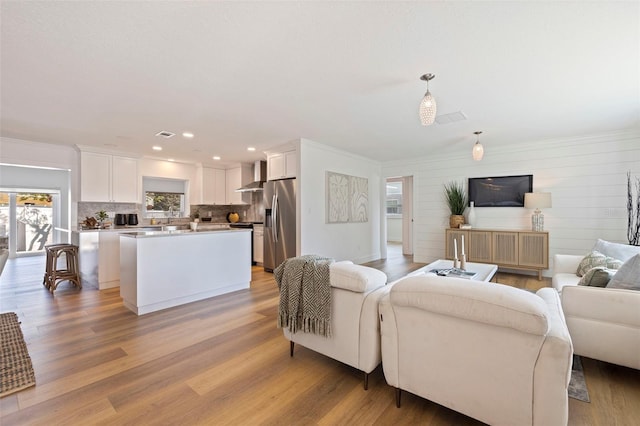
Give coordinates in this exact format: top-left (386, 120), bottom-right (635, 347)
top-left (330, 263), bottom-right (387, 293)
top-left (533, 288), bottom-right (572, 426)
top-left (553, 254), bottom-right (583, 275)
top-left (561, 285), bottom-right (640, 327)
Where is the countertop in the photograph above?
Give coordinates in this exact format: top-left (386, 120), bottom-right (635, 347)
top-left (119, 228), bottom-right (251, 238)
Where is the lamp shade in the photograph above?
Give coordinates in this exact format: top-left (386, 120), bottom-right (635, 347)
top-left (419, 91), bottom-right (437, 125)
top-left (524, 192), bottom-right (552, 209)
top-left (472, 142), bottom-right (484, 161)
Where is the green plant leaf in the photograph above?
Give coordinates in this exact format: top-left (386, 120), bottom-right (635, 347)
top-left (444, 181), bottom-right (468, 215)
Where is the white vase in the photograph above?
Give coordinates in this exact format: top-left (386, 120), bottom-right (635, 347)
top-left (467, 201), bottom-right (477, 227)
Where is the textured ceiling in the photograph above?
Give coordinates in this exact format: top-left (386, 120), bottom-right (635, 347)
top-left (1, 1), bottom-right (638, 167)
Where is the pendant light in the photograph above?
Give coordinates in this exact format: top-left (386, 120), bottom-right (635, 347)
top-left (419, 73), bottom-right (437, 126)
top-left (472, 131), bottom-right (484, 161)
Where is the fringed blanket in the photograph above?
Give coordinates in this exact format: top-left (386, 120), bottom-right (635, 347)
top-left (275, 255), bottom-right (334, 337)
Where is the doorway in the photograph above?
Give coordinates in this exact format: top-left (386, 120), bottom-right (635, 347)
top-left (0, 190), bottom-right (59, 258)
top-left (385, 176), bottom-right (413, 256)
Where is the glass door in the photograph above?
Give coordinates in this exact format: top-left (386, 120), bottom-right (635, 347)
top-left (0, 191), bottom-right (58, 257)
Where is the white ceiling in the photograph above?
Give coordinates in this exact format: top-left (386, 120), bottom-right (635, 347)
top-left (2, 1), bottom-right (639, 167)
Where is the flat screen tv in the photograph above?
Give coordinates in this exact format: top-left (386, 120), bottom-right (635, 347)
top-left (468, 175), bottom-right (533, 207)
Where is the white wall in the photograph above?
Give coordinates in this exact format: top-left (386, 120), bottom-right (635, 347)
top-left (382, 131), bottom-right (640, 276)
top-left (299, 139), bottom-right (383, 263)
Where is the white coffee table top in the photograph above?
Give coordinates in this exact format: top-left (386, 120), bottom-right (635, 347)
top-left (407, 259), bottom-right (498, 282)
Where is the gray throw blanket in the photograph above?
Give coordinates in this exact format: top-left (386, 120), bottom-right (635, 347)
top-left (275, 255), bottom-right (334, 337)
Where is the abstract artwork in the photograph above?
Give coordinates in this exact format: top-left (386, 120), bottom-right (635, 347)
top-left (326, 171), bottom-right (368, 223)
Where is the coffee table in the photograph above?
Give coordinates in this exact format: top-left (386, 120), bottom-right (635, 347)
top-left (407, 259), bottom-right (498, 282)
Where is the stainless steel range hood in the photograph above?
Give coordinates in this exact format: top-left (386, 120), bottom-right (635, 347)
top-left (236, 160), bottom-right (267, 192)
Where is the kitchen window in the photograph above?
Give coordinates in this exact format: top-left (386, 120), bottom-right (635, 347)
top-left (142, 177), bottom-right (187, 219)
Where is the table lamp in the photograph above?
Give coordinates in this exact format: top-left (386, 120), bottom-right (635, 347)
top-left (524, 192), bottom-right (552, 231)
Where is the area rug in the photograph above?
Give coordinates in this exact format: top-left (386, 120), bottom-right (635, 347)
top-left (568, 355), bottom-right (590, 402)
top-left (0, 312), bottom-right (36, 397)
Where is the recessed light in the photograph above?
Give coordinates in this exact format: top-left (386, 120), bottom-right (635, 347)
top-left (182, 132), bottom-right (194, 138)
top-left (212, 156), bottom-right (221, 160)
top-left (247, 147), bottom-right (256, 151)
top-left (152, 146), bottom-right (163, 151)
top-left (168, 158), bottom-right (175, 162)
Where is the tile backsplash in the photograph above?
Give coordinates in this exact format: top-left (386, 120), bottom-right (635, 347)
top-left (79, 192), bottom-right (265, 226)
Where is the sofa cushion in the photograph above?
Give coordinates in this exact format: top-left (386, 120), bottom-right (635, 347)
top-left (607, 254), bottom-right (640, 290)
top-left (593, 239), bottom-right (640, 262)
top-left (577, 267), bottom-right (615, 287)
top-left (330, 263), bottom-right (387, 293)
top-left (576, 251), bottom-right (622, 277)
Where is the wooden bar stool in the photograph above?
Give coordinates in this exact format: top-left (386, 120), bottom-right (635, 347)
top-left (44, 244), bottom-right (81, 293)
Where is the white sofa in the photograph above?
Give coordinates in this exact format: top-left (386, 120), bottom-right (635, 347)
top-left (552, 241), bottom-right (640, 370)
top-left (283, 261), bottom-right (389, 389)
top-left (380, 275), bottom-right (573, 426)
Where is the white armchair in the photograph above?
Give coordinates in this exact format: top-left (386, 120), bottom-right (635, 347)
top-left (283, 261), bottom-right (389, 389)
top-left (380, 275), bottom-right (573, 426)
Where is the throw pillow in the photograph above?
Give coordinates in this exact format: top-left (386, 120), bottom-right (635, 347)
top-left (577, 267), bottom-right (616, 287)
top-left (576, 251), bottom-right (622, 277)
top-left (607, 254), bottom-right (640, 290)
top-left (593, 239), bottom-right (640, 263)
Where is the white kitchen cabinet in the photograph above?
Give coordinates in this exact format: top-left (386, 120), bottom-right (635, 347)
top-left (203, 167), bottom-right (226, 204)
top-left (81, 152), bottom-right (138, 202)
top-left (225, 164), bottom-right (252, 204)
top-left (267, 150), bottom-right (297, 180)
top-left (253, 224), bottom-right (264, 264)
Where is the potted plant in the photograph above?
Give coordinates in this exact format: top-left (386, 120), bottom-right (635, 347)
top-left (444, 181), bottom-right (468, 228)
top-left (96, 210), bottom-right (109, 227)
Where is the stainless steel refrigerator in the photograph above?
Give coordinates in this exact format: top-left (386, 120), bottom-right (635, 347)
top-left (263, 178), bottom-right (296, 272)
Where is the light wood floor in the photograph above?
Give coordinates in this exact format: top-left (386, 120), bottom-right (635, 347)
top-left (1, 250), bottom-right (639, 425)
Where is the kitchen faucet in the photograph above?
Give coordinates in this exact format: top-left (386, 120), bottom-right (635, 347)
top-left (167, 206), bottom-right (174, 224)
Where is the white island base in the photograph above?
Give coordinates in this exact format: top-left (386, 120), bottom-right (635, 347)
top-left (120, 229), bottom-right (251, 315)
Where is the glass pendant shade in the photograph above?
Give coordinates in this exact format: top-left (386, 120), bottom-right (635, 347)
top-left (419, 91), bottom-right (437, 125)
top-left (472, 142), bottom-right (484, 161)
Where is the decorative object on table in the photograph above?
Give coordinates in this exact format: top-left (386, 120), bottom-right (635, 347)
top-left (0, 312), bottom-right (36, 397)
top-left (430, 268), bottom-right (477, 280)
top-left (472, 131), bottom-right (484, 161)
top-left (627, 171), bottom-right (640, 246)
top-left (524, 192), bottom-right (552, 231)
top-left (459, 234), bottom-right (467, 270)
top-left (95, 210), bottom-right (109, 227)
top-left (467, 201), bottom-right (477, 227)
top-left (444, 180), bottom-right (468, 228)
top-left (227, 212), bottom-right (240, 223)
top-left (453, 238), bottom-right (460, 268)
top-left (326, 171), bottom-right (369, 223)
top-left (418, 73), bottom-right (437, 126)
top-left (83, 216), bottom-right (98, 228)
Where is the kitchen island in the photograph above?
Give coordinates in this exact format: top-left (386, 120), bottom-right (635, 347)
top-left (119, 228), bottom-right (251, 315)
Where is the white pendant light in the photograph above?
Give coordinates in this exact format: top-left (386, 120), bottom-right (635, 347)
top-left (419, 73), bottom-right (437, 126)
top-left (472, 131), bottom-right (484, 161)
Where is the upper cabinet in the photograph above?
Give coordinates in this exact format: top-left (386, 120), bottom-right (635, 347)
top-left (225, 164), bottom-right (252, 205)
top-left (80, 152), bottom-right (138, 203)
top-left (267, 150), bottom-right (297, 181)
top-left (202, 167), bottom-right (226, 204)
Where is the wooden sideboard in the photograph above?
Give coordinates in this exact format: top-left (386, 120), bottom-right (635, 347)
top-left (445, 228), bottom-right (549, 280)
